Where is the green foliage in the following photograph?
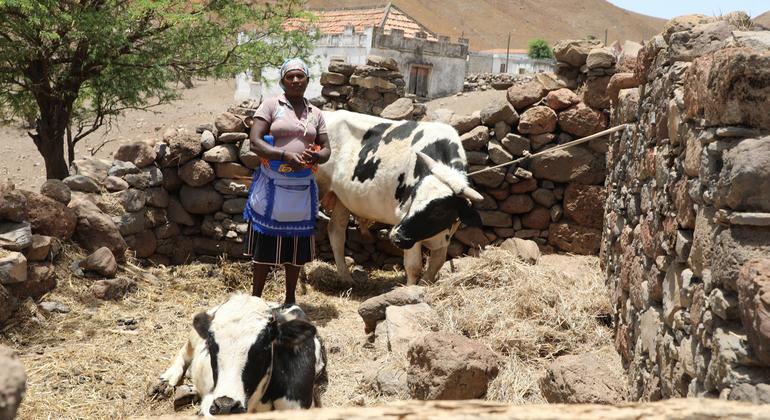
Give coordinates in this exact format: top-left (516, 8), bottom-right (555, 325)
top-left (527, 38), bottom-right (553, 59)
top-left (0, 0), bottom-right (317, 176)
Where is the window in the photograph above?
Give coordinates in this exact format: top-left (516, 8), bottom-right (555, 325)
top-left (518, 68), bottom-right (526, 74)
top-left (408, 64), bottom-right (431, 97)
top-left (500, 63), bottom-right (507, 73)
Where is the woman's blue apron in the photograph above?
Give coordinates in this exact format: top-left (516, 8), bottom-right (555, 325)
top-left (243, 165), bottom-right (318, 237)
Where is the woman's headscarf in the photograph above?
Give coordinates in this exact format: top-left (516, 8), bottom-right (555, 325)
top-left (279, 58), bottom-right (309, 91)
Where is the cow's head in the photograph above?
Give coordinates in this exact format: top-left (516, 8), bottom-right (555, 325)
top-left (193, 295), bottom-right (316, 416)
top-left (390, 152), bottom-right (483, 249)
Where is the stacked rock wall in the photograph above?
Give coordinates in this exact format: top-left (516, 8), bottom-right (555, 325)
top-left (443, 45), bottom-right (623, 257)
top-left (602, 14), bottom-right (770, 402)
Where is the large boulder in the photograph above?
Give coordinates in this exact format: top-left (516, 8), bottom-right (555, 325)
top-left (715, 137), bottom-right (770, 212)
top-left (582, 76), bottom-right (612, 110)
top-left (586, 47), bottom-right (616, 70)
top-left (158, 130), bottom-right (202, 167)
top-left (5, 263), bottom-right (56, 300)
top-left (0, 188), bottom-right (27, 223)
top-left (39, 179), bottom-right (71, 205)
top-left (380, 98), bottom-right (414, 120)
top-left (506, 81), bottom-right (547, 111)
top-left (548, 223), bottom-right (601, 254)
top-left (545, 88), bottom-right (580, 111)
top-left (358, 286), bottom-right (425, 333)
top-left (0, 252), bottom-right (27, 285)
top-left (498, 238), bottom-right (540, 264)
top-left (179, 185), bottom-right (224, 215)
top-left (737, 259), bottom-right (770, 365)
top-left (214, 112), bottom-right (246, 134)
top-left (114, 140), bottom-right (157, 168)
top-left (528, 146), bottom-right (605, 184)
top-left (385, 303), bottom-right (438, 355)
top-left (553, 39), bottom-right (603, 67)
top-left (684, 47), bottom-right (770, 130)
top-left (540, 352), bottom-right (626, 404)
top-left (24, 235), bottom-right (52, 262)
top-left (203, 144), bottom-right (239, 164)
top-left (79, 247), bottom-right (118, 278)
top-left (178, 159), bottom-right (216, 187)
top-left (69, 197), bottom-right (128, 260)
top-left (480, 96), bottom-right (519, 126)
top-left (450, 112), bottom-right (481, 135)
top-left (459, 126), bottom-right (490, 151)
top-left (0, 345), bottom-right (26, 420)
top-left (407, 332), bottom-right (500, 400)
top-left (70, 158), bottom-right (111, 183)
top-left (63, 175), bottom-right (101, 194)
top-left (115, 188), bottom-right (147, 213)
top-left (517, 106), bottom-right (557, 135)
top-left (563, 184), bottom-right (607, 229)
top-left (0, 222), bottom-right (32, 252)
top-left (558, 103), bottom-right (607, 137)
top-left (668, 20), bottom-right (736, 62)
top-left (19, 191), bottom-right (77, 240)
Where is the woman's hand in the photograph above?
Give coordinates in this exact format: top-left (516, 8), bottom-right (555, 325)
top-left (301, 146), bottom-right (320, 166)
top-left (282, 151), bottom-right (306, 171)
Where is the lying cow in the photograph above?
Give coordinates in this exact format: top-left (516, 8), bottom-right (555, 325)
top-left (154, 294), bottom-right (326, 415)
top-left (316, 110), bottom-right (483, 285)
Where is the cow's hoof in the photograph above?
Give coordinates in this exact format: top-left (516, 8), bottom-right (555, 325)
top-left (149, 378), bottom-right (173, 400)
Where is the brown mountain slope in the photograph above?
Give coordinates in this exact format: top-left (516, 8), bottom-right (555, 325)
top-left (755, 11), bottom-right (770, 28)
top-left (306, 0), bottom-right (665, 50)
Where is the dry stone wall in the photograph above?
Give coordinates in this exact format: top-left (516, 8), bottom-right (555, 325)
top-left (602, 14), bottom-right (770, 402)
top-left (317, 55), bottom-right (425, 121)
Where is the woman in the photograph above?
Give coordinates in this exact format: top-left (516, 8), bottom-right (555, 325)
top-left (244, 58), bottom-right (331, 306)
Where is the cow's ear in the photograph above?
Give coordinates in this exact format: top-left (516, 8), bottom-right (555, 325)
top-left (193, 312), bottom-right (213, 339)
top-left (458, 202), bottom-right (483, 227)
top-left (273, 318), bottom-right (317, 348)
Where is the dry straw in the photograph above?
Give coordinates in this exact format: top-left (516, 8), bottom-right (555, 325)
top-left (2, 245), bottom-right (613, 418)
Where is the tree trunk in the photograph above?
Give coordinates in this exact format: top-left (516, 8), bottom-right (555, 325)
top-left (31, 101), bottom-right (72, 180)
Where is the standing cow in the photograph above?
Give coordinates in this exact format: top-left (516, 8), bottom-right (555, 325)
top-left (315, 110), bottom-right (483, 285)
top-left (154, 295), bottom-right (326, 416)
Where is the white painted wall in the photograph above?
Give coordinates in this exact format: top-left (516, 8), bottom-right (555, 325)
top-left (467, 52), bottom-right (556, 75)
top-left (235, 28), bottom-right (374, 102)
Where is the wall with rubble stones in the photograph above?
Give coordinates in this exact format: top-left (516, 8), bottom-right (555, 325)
top-left (601, 14), bottom-right (770, 402)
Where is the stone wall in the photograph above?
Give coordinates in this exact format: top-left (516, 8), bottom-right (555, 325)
top-left (602, 14), bottom-right (770, 402)
top-left (436, 41), bottom-right (630, 258)
top-left (134, 398), bottom-right (770, 420)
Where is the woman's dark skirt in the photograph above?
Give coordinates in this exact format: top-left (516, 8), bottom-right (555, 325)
top-left (244, 220), bottom-right (315, 266)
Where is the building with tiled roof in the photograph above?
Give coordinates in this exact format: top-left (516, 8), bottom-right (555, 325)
top-left (237, 3), bottom-right (470, 100)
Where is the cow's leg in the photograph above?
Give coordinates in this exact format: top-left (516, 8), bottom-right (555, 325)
top-left (153, 331), bottom-right (198, 397)
top-left (423, 245), bottom-right (449, 284)
top-left (327, 200), bottom-right (353, 283)
top-left (403, 244), bottom-right (423, 286)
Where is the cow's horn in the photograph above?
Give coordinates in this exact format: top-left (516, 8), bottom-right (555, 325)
top-left (461, 187), bottom-right (484, 202)
top-left (416, 151), bottom-right (437, 170)
top-left (416, 151), bottom-right (484, 202)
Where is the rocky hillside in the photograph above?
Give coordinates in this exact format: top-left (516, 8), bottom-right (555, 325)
top-left (755, 11), bottom-right (770, 28)
top-left (306, 0), bottom-right (665, 50)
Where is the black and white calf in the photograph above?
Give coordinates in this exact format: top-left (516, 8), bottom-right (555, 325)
top-left (316, 110), bottom-right (483, 285)
top-left (155, 295), bottom-right (326, 416)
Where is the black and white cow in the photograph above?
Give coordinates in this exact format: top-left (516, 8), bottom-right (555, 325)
top-left (155, 295), bottom-right (326, 416)
top-left (316, 110), bottom-right (483, 285)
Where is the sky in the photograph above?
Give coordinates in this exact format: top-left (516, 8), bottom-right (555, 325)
top-left (606, 0), bottom-right (768, 19)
